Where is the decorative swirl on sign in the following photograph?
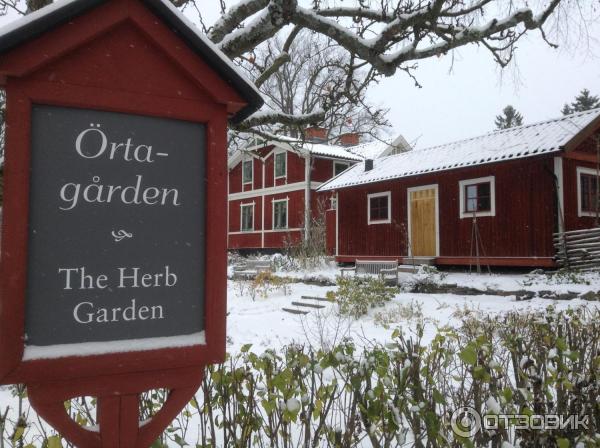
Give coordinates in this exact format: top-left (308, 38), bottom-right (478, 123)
top-left (111, 229), bottom-right (133, 242)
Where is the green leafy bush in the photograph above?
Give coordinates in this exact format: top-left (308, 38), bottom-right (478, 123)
top-left (328, 275), bottom-right (395, 318)
top-left (4, 306), bottom-right (600, 447)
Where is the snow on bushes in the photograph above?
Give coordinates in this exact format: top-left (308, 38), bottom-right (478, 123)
top-left (327, 275), bottom-right (396, 318)
top-left (3, 306), bottom-right (600, 447)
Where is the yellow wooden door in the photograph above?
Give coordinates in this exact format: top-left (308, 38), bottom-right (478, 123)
top-left (409, 187), bottom-right (437, 256)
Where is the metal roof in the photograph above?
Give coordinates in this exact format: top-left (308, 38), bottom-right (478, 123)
top-left (319, 108), bottom-right (600, 191)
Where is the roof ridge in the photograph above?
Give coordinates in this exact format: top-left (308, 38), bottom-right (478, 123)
top-left (410, 107), bottom-right (600, 154)
top-left (492, 106), bottom-right (600, 134)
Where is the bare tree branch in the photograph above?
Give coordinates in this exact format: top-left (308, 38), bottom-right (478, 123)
top-left (238, 110), bottom-right (325, 130)
top-left (208, 0), bottom-right (269, 43)
top-left (2, 0), bottom-right (584, 139)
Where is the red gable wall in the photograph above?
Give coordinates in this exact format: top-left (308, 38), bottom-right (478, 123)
top-left (335, 155), bottom-right (558, 265)
top-left (228, 147), bottom-right (358, 251)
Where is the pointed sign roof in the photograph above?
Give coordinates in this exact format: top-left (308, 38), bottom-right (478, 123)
top-left (0, 0), bottom-right (263, 123)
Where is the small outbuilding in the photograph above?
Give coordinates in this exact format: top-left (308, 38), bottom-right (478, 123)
top-left (319, 109), bottom-right (600, 268)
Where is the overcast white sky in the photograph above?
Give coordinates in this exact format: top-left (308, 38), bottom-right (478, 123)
top-left (371, 24), bottom-right (600, 149)
top-left (1, 1), bottom-right (599, 149)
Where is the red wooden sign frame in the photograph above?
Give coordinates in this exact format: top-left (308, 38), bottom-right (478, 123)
top-left (0, 0), bottom-right (260, 444)
top-left (0, 80), bottom-right (227, 384)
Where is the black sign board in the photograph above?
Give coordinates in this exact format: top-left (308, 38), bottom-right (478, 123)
top-left (25, 106), bottom-right (206, 347)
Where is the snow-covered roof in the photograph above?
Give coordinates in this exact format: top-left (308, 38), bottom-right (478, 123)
top-left (348, 135), bottom-right (412, 160)
top-left (319, 108), bottom-right (600, 191)
top-left (304, 142), bottom-right (363, 161)
top-left (348, 140), bottom-right (391, 160)
top-left (0, 0), bottom-right (263, 123)
top-left (228, 132), bottom-right (416, 168)
top-left (228, 137), bottom-right (363, 168)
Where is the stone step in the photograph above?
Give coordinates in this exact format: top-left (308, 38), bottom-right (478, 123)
top-left (232, 271), bottom-right (258, 280)
top-left (282, 307), bottom-right (309, 315)
top-left (300, 295), bottom-right (330, 302)
top-left (291, 301), bottom-right (326, 309)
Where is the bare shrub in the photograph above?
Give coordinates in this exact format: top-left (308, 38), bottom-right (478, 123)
top-left (373, 299), bottom-right (426, 328)
top-left (300, 302), bottom-right (353, 352)
top-left (248, 271), bottom-right (291, 300)
top-left (283, 198), bottom-right (328, 270)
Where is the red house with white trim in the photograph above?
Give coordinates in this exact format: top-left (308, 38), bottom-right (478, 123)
top-left (319, 109), bottom-right (600, 267)
top-left (227, 133), bottom-right (410, 252)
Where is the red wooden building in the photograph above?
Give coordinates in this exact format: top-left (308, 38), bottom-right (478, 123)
top-left (227, 132), bottom-right (410, 252)
top-left (319, 109), bottom-right (600, 267)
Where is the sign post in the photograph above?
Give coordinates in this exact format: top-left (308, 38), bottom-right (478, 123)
top-left (0, 0), bottom-right (262, 445)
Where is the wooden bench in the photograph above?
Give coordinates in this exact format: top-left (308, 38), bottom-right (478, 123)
top-left (232, 259), bottom-right (273, 280)
top-left (340, 259), bottom-right (399, 285)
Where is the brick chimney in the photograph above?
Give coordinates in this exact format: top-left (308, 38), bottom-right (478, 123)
top-left (337, 132), bottom-right (360, 147)
top-left (305, 126), bottom-right (328, 143)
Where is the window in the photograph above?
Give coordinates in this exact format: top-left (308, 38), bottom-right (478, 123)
top-left (333, 161), bottom-right (349, 177)
top-left (330, 196), bottom-right (337, 210)
top-left (274, 152), bottom-right (286, 178)
top-left (459, 176), bottom-right (495, 218)
top-left (368, 192), bottom-right (391, 224)
top-left (577, 167), bottom-right (599, 217)
top-left (465, 183), bottom-right (490, 212)
top-left (272, 199), bottom-right (288, 229)
top-left (240, 203), bottom-right (254, 231)
top-left (242, 159), bottom-right (253, 185)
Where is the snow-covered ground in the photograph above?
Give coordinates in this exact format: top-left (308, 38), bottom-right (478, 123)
top-left (279, 260), bottom-right (596, 289)
top-left (2, 265), bottom-right (599, 446)
top-left (226, 271), bottom-right (600, 354)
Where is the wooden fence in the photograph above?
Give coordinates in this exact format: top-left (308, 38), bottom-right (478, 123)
top-left (554, 227), bottom-right (600, 270)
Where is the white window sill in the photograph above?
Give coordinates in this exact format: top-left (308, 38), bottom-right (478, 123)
top-left (459, 211), bottom-right (495, 219)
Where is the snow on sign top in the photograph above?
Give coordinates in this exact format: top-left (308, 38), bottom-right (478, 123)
top-left (0, 0), bottom-right (263, 123)
top-left (319, 108), bottom-right (600, 191)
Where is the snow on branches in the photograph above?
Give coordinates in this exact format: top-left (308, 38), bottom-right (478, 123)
top-left (0, 0), bottom-right (572, 135)
top-left (203, 0), bottom-right (565, 133)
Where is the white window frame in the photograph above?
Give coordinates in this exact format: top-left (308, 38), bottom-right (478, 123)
top-left (240, 202), bottom-right (255, 232)
top-left (272, 198), bottom-right (289, 230)
top-left (333, 161), bottom-right (350, 177)
top-left (242, 159), bottom-right (253, 186)
top-left (329, 196), bottom-right (337, 211)
top-left (367, 191), bottom-right (391, 225)
top-left (577, 166), bottom-right (600, 217)
top-left (459, 176), bottom-right (496, 219)
top-left (274, 151), bottom-right (287, 179)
